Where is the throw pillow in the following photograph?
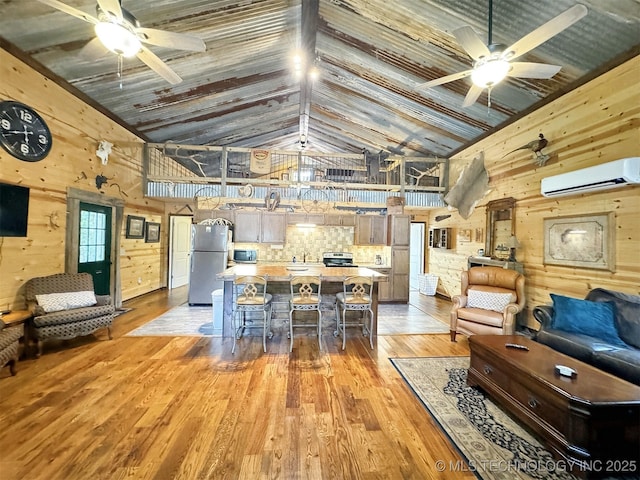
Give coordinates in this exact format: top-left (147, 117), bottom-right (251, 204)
top-left (550, 294), bottom-right (627, 347)
top-left (467, 289), bottom-right (513, 312)
top-left (36, 291), bottom-right (97, 313)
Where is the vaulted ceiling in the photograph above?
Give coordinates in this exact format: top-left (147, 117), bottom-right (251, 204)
top-left (1, 0), bottom-right (638, 158)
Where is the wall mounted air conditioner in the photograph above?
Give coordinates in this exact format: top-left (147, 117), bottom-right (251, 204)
top-left (541, 157), bottom-right (640, 197)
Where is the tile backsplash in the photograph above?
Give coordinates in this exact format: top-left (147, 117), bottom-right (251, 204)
top-left (235, 225), bottom-right (390, 265)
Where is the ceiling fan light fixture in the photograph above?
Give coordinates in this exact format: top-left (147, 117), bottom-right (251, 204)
top-left (95, 22), bottom-right (141, 57)
top-left (471, 58), bottom-right (510, 88)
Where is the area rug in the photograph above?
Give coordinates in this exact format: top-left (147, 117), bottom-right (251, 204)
top-left (126, 304), bottom-right (217, 337)
top-left (391, 357), bottom-right (580, 480)
top-left (377, 303), bottom-right (449, 335)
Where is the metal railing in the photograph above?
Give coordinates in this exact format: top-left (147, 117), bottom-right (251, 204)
top-left (144, 143), bottom-right (448, 209)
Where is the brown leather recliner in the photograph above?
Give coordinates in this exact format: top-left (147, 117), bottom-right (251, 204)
top-left (450, 266), bottom-right (525, 341)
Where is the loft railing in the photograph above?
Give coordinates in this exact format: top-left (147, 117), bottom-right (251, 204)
top-left (143, 143), bottom-right (448, 209)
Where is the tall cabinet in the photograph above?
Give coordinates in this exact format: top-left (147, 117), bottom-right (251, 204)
top-left (382, 214), bottom-right (411, 303)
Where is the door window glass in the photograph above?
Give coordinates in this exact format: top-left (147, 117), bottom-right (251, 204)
top-left (79, 209), bottom-right (107, 264)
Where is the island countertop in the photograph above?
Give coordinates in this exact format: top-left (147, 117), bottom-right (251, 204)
top-left (217, 265), bottom-right (388, 282)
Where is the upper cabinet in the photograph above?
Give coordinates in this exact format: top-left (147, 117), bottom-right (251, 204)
top-left (324, 214), bottom-right (356, 226)
top-left (286, 213), bottom-right (325, 225)
top-left (194, 208), bottom-right (234, 224)
top-left (387, 214), bottom-right (410, 246)
top-left (234, 211), bottom-right (262, 242)
top-left (428, 228), bottom-right (451, 249)
top-left (261, 212), bottom-right (287, 243)
top-left (235, 211), bottom-right (286, 244)
top-left (354, 215), bottom-right (387, 245)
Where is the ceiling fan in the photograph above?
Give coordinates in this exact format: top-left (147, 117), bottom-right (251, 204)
top-left (417, 1), bottom-right (587, 107)
top-left (36, 0), bottom-right (206, 84)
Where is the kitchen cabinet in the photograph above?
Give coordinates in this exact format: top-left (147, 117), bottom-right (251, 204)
top-left (354, 215), bottom-right (387, 245)
top-left (261, 212), bottom-right (287, 243)
top-left (234, 211), bottom-right (286, 244)
top-left (374, 267), bottom-right (392, 302)
top-left (194, 208), bottom-right (234, 224)
top-left (287, 213), bottom-right (325, 225)
top-left (324, 214), bottom-right (356, 226)
top-left (387, 214), bottom-right (410, 246)
top-left (428, 227), bottom-right (451, 249)
top-left (234, 211), bottom-right (261, 242)
top-left (391, 247), bottom-right (410, 302)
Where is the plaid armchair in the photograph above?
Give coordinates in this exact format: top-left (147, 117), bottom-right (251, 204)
top-left (25, 273), bottom-right (114, 357)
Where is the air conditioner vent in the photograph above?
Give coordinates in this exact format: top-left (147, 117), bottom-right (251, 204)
top-left (541, 158), bottom-right (640, 197)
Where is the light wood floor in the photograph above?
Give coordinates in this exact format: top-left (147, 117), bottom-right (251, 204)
top-left (0, 288), bottom-right (474, 480)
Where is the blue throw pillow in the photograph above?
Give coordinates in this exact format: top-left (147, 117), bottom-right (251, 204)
top-left (550, 294), bottom-right (627, 347)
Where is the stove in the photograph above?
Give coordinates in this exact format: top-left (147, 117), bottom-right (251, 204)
top-left (323, 252), bottom-right (357, 268)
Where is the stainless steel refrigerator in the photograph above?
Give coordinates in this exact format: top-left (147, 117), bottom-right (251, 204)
top-left (188, 224), bottom-right (229, 305)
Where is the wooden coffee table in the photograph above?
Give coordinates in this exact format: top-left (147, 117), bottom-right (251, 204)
top-left (468, 335), bottom-right (640, 478)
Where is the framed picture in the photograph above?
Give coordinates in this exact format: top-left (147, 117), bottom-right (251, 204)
top-left (543, 213), bottom-right (615, 271)
top-left (475, 228), bottom-right (484, 243)
top-left (125, 215), bottom-right (145, 239)
top-left (145, 222), bottom-right (161, 243)
top-left (458, 228), bottom-right (472, 242)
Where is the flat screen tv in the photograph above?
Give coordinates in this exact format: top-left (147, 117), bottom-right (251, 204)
top-left (0, 182), bottom-right (30, 237)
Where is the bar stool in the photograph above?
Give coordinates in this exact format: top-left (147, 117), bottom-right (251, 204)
top-left (288, 275), bottom-right (322, 352)
top-left (232, 275), bottom-right (273, 354)
top-left (334, 275), bottom-right (374, 350)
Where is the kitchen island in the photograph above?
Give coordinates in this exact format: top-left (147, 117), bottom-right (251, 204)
top-left (217, 265), bottom-right (387, 340)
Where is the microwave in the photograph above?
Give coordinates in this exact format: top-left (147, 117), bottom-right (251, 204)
top-left (233, 249), bottom-right (257, 263)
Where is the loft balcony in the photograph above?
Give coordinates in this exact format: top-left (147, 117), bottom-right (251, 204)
top-left (144, 143), bottom-right (448, 211)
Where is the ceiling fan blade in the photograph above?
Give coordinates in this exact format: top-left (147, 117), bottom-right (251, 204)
top-left (453, 26), bottom-right (491, 60)
top-left (504, 4), bottom-right (588, 61)
top-left (79, 37), bottom-right (110, 60)
top-left (136, 46), bottom-right (182, 84)
top-left (507, 62), bottom-right (562, 79)
top-left (416, 69), bottom-right (473, 89)
top-left (462, 84), bottom-right (483, 108)
top-left (96, 0), bottom-right (123, 22)
top-left (135, 27), bottom-right (207, 52)
top-left (36, 0), bottom-right (98, 24)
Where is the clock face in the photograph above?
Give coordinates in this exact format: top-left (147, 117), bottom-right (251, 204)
top-left (0, 100), bottom-right (53, 162)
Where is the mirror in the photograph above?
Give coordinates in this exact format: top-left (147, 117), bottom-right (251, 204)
top-left (485, 197), bottom-right (515, 260)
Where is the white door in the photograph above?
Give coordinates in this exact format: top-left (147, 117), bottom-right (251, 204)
top-left (409, 223), bottom-right (425, 290)
top-left (169, 215), bottom-right (193, 289)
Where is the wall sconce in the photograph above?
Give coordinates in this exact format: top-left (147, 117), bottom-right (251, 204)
top-left (507, 235), bottom-right (521, 262)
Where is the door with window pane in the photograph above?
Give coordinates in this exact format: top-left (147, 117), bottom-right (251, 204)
top-left (77, 202), bottom-right (112, 295)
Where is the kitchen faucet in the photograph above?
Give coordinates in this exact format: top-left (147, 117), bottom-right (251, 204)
top-left (303, 252), bottom-right (310, 263)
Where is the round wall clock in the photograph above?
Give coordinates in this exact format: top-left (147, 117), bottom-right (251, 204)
top-left (0, 100), bottom-right (53, 162)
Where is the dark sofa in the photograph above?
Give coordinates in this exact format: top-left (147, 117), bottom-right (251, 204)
top-left (533, 288), bottom-right (640, 385)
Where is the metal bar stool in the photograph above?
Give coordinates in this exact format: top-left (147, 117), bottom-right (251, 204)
top-left (334, 275), bottom-right (374, 350)
top-left (232, 275), bottom-right (273, 354)
top-left (288, 275), bottom-right (322, 352)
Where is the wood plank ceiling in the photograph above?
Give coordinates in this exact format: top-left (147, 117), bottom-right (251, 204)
top-left (0, 0), bottom-right (638, 158)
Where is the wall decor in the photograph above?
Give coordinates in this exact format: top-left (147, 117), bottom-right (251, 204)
top-left (145, 222), bottom-right (161, 243)
top-left (475, 228), bottom-right (484, 243)
top-left (125, 215), bottom-right (145, 239)
top-left (458, 229), bottom-right (472, 242)
top-left (0, 100), bottom-right (52, 161)
top-left (543, 213), bottom-right (614, 271)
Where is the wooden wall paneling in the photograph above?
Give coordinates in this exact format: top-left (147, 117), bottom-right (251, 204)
top-left (0, 49), bottom-right (166, 309)
top-left (425, 56), bottom-right (640, 328)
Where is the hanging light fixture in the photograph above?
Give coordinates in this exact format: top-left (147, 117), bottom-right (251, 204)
top-left (95, 21), bottom-right (141, 57)
top-left (471, 54), bottom-right (510, 88)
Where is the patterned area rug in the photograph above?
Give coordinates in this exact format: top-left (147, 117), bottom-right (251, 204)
top-left (126, 304), bottom-right (217, 337)
top-left (391, 357), bottom-right (582, 480)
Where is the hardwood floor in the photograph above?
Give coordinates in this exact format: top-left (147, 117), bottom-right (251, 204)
top-left (0, 288), bottom-right (474, 480)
